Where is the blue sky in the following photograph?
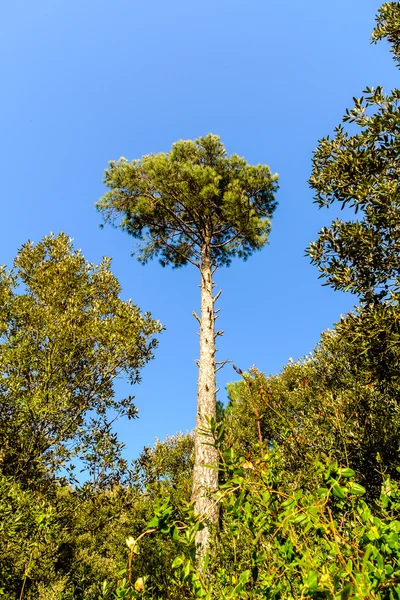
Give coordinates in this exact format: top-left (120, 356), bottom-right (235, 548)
top-left (0, 0), bottom-right (397, 460)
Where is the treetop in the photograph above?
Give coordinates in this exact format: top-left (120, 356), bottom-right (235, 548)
top-left (97, 134), bottom-right (278, 269)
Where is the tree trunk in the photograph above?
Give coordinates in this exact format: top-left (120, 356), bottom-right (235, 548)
top-left (192, 248), bottom-right (219, 553)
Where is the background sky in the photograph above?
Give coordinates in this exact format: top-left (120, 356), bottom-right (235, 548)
top-left (0, 0), bottom-right (397, 461)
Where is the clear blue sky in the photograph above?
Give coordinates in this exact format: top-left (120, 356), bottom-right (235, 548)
top-left (0, 0), bottom-right (396, 460)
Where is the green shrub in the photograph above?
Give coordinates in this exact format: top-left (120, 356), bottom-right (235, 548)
top-left (136, 428), bottom-right (400, 599)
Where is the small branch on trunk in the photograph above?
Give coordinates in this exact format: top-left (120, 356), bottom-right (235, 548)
top-left (215, 359), bottom-right (233, 373)
top-left (214, 330), bottom-right (224, 338)
top-left (192, 311), bottom-right (201, 324)
top-left (213, 290), bottom-right (222, 303)
top-left (194, 359), bottom-right (200, 366)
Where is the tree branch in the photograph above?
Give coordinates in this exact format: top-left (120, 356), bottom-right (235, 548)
top-left (150, 232), bottom-right (200, 268)
top-left (213, 290), bottom-right (222, 303)
top-left (141, 187), bottom-right (203, 247)
top-left (216, 359), bottom-right (232, 373)
top-left (168, 189), bottom-right (207, 245)
top-left (211, 194), bottom-right (253, 248)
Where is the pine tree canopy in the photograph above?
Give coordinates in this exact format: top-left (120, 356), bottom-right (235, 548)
top-left (97, 134), bottom-right (278, 269)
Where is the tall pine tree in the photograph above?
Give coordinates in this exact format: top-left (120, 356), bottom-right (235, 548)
top-left (97, 134), bottom-right (278, 551)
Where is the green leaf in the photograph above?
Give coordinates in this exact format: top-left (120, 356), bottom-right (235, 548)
top-left (341, 584), bottom-right (353, 600)
top-left (171, 556), bottom-right (184, 569)
top-left (337, 468), bottom-right (355, 478)
top-left (348, 482), bottom-right (366, 496)
top-left (306, 570), bottom-right (318, 590)
top-left (171, 525), bottom-right (179, 541)
top-left (183, 559), bottom-right (192, 579)
top-left (238, 570), bottom-right (251, 586)
top-left (331, 482), bottom-right (346, 499)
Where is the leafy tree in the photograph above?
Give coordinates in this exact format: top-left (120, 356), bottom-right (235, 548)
top-left (0, 432), bottom-right (194, 599)
top-left (372, 1), bottom-right (400, 67)
top-left (308, 83), bottom-right (400, 305)
top-left (0, 233), bottom-right (161, 489)
top-left (307, 3), bottom-right (400, 387)
top-left (225, 328), bottom-right (400, 496)
top-left (131, 432), bottom-right (193, 501)
top-left (96, 133), bottom-right (278, 549)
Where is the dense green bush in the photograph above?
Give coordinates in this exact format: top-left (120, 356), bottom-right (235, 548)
top-left (225, 327), bottom-right (400, 497)
top-left (0, 435), bottom-right (194, 599)
top-left (137, 434), bottom-right (400, 599)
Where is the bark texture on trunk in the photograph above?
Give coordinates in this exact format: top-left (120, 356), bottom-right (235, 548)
top-left (192, 250), bottom-right (219, 552)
